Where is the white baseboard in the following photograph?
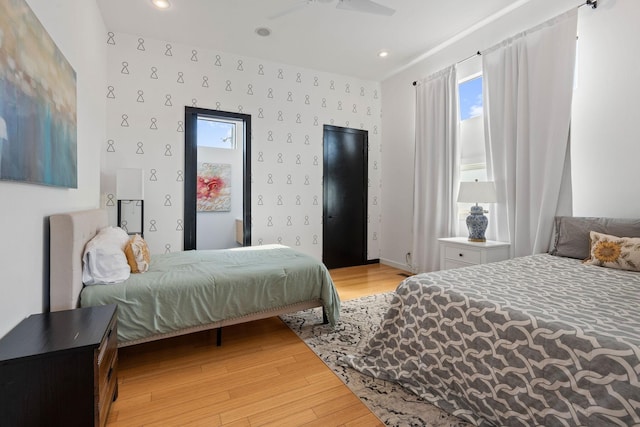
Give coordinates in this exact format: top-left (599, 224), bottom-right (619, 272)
top-left (379, 257), bottom-right (413, 273)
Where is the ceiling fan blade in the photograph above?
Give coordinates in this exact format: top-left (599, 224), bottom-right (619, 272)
top-left (336, 0), bottom-right (395, 16)
top-left (268, 0), bottom-right (311, 20)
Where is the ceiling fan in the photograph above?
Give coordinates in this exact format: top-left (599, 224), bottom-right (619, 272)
top-left (269, 0), bottom-right (395, 20)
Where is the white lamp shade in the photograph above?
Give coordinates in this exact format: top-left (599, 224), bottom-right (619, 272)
top-left (116, 168), bottom-right (145, 200)
top-left (457, 181), bottom-right (497, 204)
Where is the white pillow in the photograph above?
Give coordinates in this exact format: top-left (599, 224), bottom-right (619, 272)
top-left (82, 227), bottom-right (131, 285)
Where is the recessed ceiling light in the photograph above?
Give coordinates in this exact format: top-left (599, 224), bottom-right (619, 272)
top-left (151, 0), bottom-right (171, 9)
top-left (378, 50), bottom-right (389, 58)
top-left (255, 27), bottom-right (272, 37)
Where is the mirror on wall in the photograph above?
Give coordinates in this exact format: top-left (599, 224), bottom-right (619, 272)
top-left (184, 107), bottom-right (251, 250)
top-left (118, 201), bottom-right (144, 236)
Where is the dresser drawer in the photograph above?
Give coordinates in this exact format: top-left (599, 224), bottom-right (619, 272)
top-left (443, 259), bottom-right (475, 270)
top-left (438, 238), bottom-right (510, 271)
top-left (97, 313), bottom-right (118, 427)
top-left (97, 316), bottom-right (117, 384)
top-left (444, 245), bottom-right (481, 264)
top-left (98, 354), bottom-right (117, 427)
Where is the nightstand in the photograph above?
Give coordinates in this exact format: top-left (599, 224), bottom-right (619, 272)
top-left (439, 237), bottom-right (510, 270)
top-left (0, 304), bottom-right (118, 427)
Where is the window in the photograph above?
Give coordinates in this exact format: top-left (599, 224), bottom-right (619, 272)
top-left (459, 75), bottom-right (483, 121)
top-left (457, 69), bottom-right (488, 223)
top-left (196, 117), bottom-right (236, 150)
top-left (458, 74), bottom-right (487, 183)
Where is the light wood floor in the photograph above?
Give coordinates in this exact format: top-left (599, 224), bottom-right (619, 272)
top-left (106, 263), bottom-right (409, 427)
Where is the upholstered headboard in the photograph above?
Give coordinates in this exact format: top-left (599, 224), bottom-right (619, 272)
top-left (49, 209), bottom-right (109, 311)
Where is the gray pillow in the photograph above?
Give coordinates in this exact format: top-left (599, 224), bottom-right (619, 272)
top-left (550, 216), bottom-right (640, 259)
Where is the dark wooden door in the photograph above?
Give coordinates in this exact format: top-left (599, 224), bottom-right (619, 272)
top-left (323, 125), bottom-right (367, 269)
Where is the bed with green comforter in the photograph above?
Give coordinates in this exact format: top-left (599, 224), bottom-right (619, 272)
top-left (80, 244), bottom-right (340, 346)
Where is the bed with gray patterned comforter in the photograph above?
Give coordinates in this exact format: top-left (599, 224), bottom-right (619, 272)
top-left (342, 254), bottom-right (640, 426)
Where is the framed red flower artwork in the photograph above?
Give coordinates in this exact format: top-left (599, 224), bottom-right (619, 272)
top-left (197, 163), bottom-right (231, 211)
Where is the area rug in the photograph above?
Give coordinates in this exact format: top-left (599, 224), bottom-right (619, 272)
top-left (280, 292), bottom-right (473, 427)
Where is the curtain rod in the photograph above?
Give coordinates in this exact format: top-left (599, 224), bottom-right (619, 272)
top-left (412, 0), bottom-right (597, 86)
top-left (412, 51), bottom-right (480, 86)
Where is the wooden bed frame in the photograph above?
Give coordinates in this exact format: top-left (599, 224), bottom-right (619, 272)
top-left (49, 209), bottom-right (326, 347)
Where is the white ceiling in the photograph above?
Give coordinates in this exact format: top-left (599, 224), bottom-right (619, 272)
top-left (96, 0), bottom-right (520, 82)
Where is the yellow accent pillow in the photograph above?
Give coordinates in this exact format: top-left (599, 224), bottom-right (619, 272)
top-left (124, 234), bottom-right (151, 273)
top-left (583, 231), bottom-right (640, 272)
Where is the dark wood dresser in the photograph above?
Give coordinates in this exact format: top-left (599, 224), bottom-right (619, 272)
top-left (0, 304), bottom-right (118, 427)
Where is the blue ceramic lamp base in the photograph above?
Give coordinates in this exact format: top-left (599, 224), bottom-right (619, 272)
top-left (466, 205), bottom-right (488, 242)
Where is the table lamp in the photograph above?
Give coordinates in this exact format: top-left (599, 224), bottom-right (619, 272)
top-left (457, 180), bottom-right (497, 242)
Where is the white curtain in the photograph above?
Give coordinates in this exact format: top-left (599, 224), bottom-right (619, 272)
top-left (412, 66), bottom-right (459, 273)
top-left (483, 9), bottom-right (578, 257)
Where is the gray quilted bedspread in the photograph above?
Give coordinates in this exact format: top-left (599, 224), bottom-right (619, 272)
top-left (342, 254), bottom-right (640, 426)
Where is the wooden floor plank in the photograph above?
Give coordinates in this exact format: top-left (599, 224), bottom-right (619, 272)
top-left (242, 385), bottom-right (352, 426)
top-left (106, 263), bottom-right (406, 426)
top-left (307, 402), bottom-right (377, 427)
top-left (113, 392), bottom-right (228, 426)
top-left (311, 393), bottom-right (364, 418)
top-left (220, 418), bottom-right (251, 427)
top-left (343, 412), bottom-right (386, 427)
top-left (226, 370), bottom-right (314, 401)
top-left (146, 410), bottom-right (222, 427)
top-left (219, 380), bottom-right (351, 424)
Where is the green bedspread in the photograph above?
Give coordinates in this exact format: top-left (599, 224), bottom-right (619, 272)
top-left (80, 245), bottom-right (340, 343)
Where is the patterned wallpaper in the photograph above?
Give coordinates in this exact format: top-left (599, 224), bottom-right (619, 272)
top-left (102, 32), bottom-right (382, 261)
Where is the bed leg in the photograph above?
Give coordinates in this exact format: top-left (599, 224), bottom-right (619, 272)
top-left (216, 328), bottom-right (222, 346)
top-left (322, 307), bottom-right (328, 324)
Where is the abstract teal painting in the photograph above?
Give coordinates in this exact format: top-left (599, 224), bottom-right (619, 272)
top-left (0, 0), bottom-right (77, 188)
